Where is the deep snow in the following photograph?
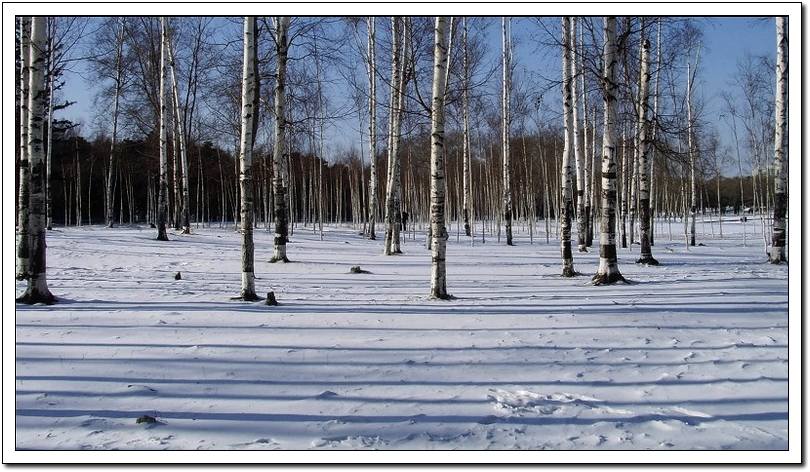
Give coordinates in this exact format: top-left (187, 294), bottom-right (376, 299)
top-left (15, 218), bottom-right (788, 450)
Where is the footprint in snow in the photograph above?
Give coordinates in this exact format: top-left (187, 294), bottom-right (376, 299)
top-left (683, 351), bottom-right (696, 361)
top-left (477, 415), bottom-right (500, 425)
top-left (667, 406), bottom-right (713, 418)
top-left (126, 384), bottom-right (157, 394)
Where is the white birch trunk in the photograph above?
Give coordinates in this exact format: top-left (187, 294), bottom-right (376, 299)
top-left (430, 16), bottom-right (451, 299)
top-left (588, 107), bottom-right (597, 246)
top-left (166, 40), bottom-right (191, 234)
top-left (16, 17), bottom-right (31, 280)
top-left (271, 17), bottom-right (291, 263)
top-left (769, 16), bottom-right (788, 263)
top-left (636, 31), bottom-right (657, 265)
top-left (18, 16), bottom-right (55, 304)
top-left (501, 17), bottom-right (514, 246)
top-left (167, 38), bottom-right (191, 234)
top-left (593, 16), bottom-right (625, 285)
top-left (686, 49), bottom-right (700, 247)
top-left (580, 25), bottom-right (592, 249)
top-left (366, 17), bottom-right (378, 240)
top-left (171, 117), bottom-right (180, 229)
top-left (45, 30), bottom-right (54, 230)
top-left (462, 17), bottom-right (472, 238)
top-left (383, 17), bottom-right (397, 253)
top-left (571, 18), bottom-right (586, 253)
top-left (383, 17), bottom-right (405, 255)
top-left (237, 17), bottom-right (260, 299)
top-left (106, 20), bottom-right (123, 229)
top-left (649, 19), bottom-right (661, 247)
top-left (560, 17), bottom-right (576, 276)
top-left (156, 17), bottom-right (169, 241)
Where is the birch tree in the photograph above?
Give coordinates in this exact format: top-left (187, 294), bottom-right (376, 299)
top-left (156, 17), bottom-right (169, 241)
top-left (580, 24), bottom-right (592, 249)
top-left (105, 19), bottom-right (124, 228)
top-left (17, 16), bottom-right (55, 304)
top-left (462, 17), bottom-right (472, 237)
top-left (429, 16), bottom-right (451, 299)
top-left (271, 17), bottom-right (291, 263)
top-left (383, 17), bottom-right (405, 255)
top-left (501, 17), bottom-right (514, 246)
top-left (236, 16), bottom-right (260, 299)
top-left (366, 17), bottom-right (378, 240)
top-left (636, 31), bottom-right (658, 265)
top-left (167, 30), bottom-right (191, 234)
top-left (593, 16), bottom-right (625, 285)
top-left (769, 16), bottom-right (788, 263)
top-left (384, 18), bottom-right (398, 251)
top-left (649, 19), bottom-right (662, 247)
top-left (571, 18), bottom-right (586, 253)
top-left (686, 48), bottom-right (700, 247)
top-left (16, 17), bottom-right (31, 281)
top-left (559, 17), bottom-right (576, 276)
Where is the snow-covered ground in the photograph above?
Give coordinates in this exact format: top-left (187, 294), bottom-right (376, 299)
top-left (15, 218), bottom-right (788, 450)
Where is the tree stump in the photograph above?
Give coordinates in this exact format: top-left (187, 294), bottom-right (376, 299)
top-left (266, 291), bottom-right (279, 306)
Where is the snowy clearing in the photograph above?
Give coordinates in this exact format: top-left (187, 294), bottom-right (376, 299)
top-left (15, 219), bottom-right (788, 450)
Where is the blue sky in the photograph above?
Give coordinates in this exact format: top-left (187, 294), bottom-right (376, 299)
top-left (59, 17), bottom-right (776, 175)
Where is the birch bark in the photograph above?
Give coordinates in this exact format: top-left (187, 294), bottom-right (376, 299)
top-left (571, 18), bottom-right (586, 253)
top-left (636, 32), bottom-right (658, 265)
top-left (271, 17), bottom-right (291, 263)
top-left (501, 17), bottom-right (514, 246)
top-left (769, 16), bottom-right (788, 263)
top-left (560, 17), bottom-right (576, 276)
top-left (18, 16), bottom-right (55, 304)
top-left (167, 37), bottom-right (191, 234)
top-left (16, 17), bottom-right (31, 280)
top-left (462, 17), bottom-right (472, 238)
top-left (156, 17), bottom-right (169, 241)
top-left (383, 17), bottom-right (405, 255)
top-left (366, 17), bottom-right (378, 240)
top-left (593, 16), bottom-right (625, 285)
top-left (429, 16), bottom-right (451, 299)
top-left (237, 16), bottom-right (260, 299)
top-left (106, 20), bottom-right (123, 228)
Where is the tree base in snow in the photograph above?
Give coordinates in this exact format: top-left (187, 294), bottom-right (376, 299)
top-left (577, 245), bottom-right (588, 253)
top-left (230, 292), bottom-right (262, 302)
top-left (561, 267), bottom-right (579, 277)
top-left (16, 290), bottom-right (56, 305)
top-left (269, 256), bottom-right (290, 263)
top-left (636, 256), bottom-right (659, 266)
top-left (768, 255), bottom-right (787, 264)
top-left (429, 292), bottom-right (455, 301)
top-left (591, 272), bottom-right (627, 286)
top-left (181, 227), bottom-right (191, 235)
